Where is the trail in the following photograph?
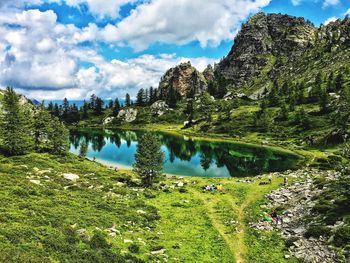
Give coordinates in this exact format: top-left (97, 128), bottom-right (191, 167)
top-left (191, 188), bottom-right (256, 263)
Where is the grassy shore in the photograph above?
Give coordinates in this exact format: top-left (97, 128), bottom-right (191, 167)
top-left (0, 152), bottom-right (302, 262)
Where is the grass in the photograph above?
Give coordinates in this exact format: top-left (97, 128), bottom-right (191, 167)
top-left (0, 152), bottom-right (303, 262)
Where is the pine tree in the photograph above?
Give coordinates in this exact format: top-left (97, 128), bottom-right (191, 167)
top-left (134, 133), bottom-right (164, 187)
top-left (167, 86), bottom-right (178, 108)
top-left (136, 89), bottom-right (145, 106)
top-left (113, 98), bottom-right (120, 116)
top-left (0, 87), bottom-right (34, 156)
top-left (79, 141), bottom-right (88, 158)
top-left (49, 117), bottom-right (69, 155)
top-left (82, 100), bottom-right (89, 119)
top-left (199, 92), bottom-right (215, 122)
top-left (125, 93), bottom-right (131, 107)
top-left (62, 98), bottom-right (70, 120)
top-left (34, 105), bottom-right (54, 152)
top-left (90, 94), bottom-right (97, 109)
top-left (327, 72), bottom-right (334, 92)
top-left (94, 97), bottom-right (104, 116)
top-left (278, 101), bottom-right (289, 121)
top-left (268, 81), bottom-right (280, 106)
top-left (335, 73), bottom-right (343, 91)
top-left (334, 84), bottom-right (350, 132)
top-left (108, 100), bottom-right (114, 109)
top-left (319, 88), bottom-right (329, 113)
top-left (294, 107), bottom-right (310, 130)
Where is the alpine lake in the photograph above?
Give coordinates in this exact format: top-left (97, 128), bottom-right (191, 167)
top-left (69, 128), bottom-right (301, 178)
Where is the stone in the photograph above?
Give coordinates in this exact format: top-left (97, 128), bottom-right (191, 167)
top-left (103, 117), bottom-right (115, 125)
top-left (63, 173), bottom-right (80, 181)
top-left (117, 108), bottom-right (138, 122)
top-left (158, 62), bottom-right (207, 99)
top-left (150, 100), bottom-right (169, 116)
top-left (30, 180), bottom-right (41, 185)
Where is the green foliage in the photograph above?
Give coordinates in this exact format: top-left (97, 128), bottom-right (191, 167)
top-left (198, 92), bottom-right (215, 122)
top-left (90, 232), bottom-right (111, 249)
top-left (0, 87), bottom-right (34, 155)
top-left (79, 141), bottom-right (88, 158)
top-left (134, 133), bottom-right (164, 187)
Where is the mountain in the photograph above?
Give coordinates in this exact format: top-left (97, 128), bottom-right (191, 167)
top-left (158, 13), bottom-right (350, 100)
top-left (158, 61), bottom-right (207, 99)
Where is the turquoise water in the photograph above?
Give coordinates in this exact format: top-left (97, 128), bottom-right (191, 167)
top-left (69, 129), bottom-right (300, 178)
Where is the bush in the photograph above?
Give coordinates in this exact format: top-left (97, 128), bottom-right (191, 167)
top-left (128, 243), bottom-right (140, 253)
top-left (90, 232), bottom-right (111, 249)
top-left (334, 225), bottom-right (350, 247)
top-left (304, 225), bottom-right (331, 238)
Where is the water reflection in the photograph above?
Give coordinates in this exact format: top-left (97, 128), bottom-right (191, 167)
top-left (69, 129), bottom-right (300, 178)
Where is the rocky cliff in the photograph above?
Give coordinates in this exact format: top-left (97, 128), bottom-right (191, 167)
top-left (216, 12), bottom-right (316, 88)
top-left (158, 62), bottom-right (208, 98)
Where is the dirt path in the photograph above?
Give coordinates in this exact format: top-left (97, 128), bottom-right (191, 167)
top-left (191, 188), bottom-right (255, 263)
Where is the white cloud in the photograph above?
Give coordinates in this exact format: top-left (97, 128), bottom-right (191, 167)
top-left (100, 0), bottom-right (271, 51)
top-left (324, 16), bottom-right (337, 25)
top-left (291, 0), bottom-right (301, 6)
top-left (0, 8), bottom-right (217, 100)
top-left (345, 8), bottom-right (350, 16)
top-left (323, 0), bottom-right (340, 8)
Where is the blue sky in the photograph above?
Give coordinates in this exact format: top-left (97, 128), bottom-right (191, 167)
top-left (0, 0), bottom-right (349, 100)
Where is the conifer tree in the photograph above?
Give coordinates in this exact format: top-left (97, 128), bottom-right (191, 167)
top-left (335, 73), bottom-right (343, 91)
top-left (125, 93), bottom-right (131, 107)
top-left (199, 92), bottom-right (215, 122)
top-left (113, 98), bottom-right (120, 116)
top-left (94, 97), bottom-right (104, 115)
top-left (134, 133), bottom-right (164, 187)
top-left (34, 105), bottom-right (54, 152)
top-left (278, 101), bottom-right (289, 121)
top-left (0, 87), bottom-right (34, 156)
top-left (79, 141), bottom-right (88, 158)
top-left (49, 117), bottom-right (69, 155)
top-left (268, 81), bottom-right (280, 106)
top-left (319, 88), bottom-right (329, 113)
top-left (136, 89), bottom-right (145, 106)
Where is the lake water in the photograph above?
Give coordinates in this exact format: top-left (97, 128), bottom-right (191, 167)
top-left (69, 129), bottom-right (301, 178)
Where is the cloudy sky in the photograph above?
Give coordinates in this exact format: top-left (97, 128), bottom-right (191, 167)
top-left (0, 0), bottom-right (349, 100)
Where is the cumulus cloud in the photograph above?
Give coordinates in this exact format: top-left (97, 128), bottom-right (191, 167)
top-left (323, 0), bottom-right (340, 8)
top-left (324, 16), bottom-right (337, 25)
top-left (100, 0), bottom-right (271, 51)
top-left (0, 8), bottom-right (216, 100)
top-left (291, 0), bottom-right (301, 6)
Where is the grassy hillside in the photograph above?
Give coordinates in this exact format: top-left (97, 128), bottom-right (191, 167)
top-left (0, 152), bottom-right (304, 262)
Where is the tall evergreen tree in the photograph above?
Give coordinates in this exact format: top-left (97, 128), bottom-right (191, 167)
top-left (49, 117), bottom-right (69, 155)
top-left (125, 93), bottom-right (131, 107)
top-left (0, 87), bottom-right (34, 155)
top-left (199, 92), bottom-right (215, 122)
top-left (113, 98), bottom-right (121, 116)
top-left (34, 105), bottom-right (54, 152)
top-left (335, 73), bottom-right (343, 91)
top-left (133, 133), bottom-right (164, 187)
top-left (136, 89), bottom-right (145, 106)
top-left (268, 81), bottom-right (280, 106)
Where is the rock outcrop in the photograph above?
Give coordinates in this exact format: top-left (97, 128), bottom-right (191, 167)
top-left (150, 100), bottom-right (169, 116)
top-left (216, 12), bottom-right (316, 87)
top-left (203, 64), bottom-right (215, 83)
top-left (158, 62), bottom-right (207, 99)
top-left (117, 108), bottom-right (138, 123)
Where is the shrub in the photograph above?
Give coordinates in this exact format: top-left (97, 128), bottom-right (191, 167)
top-left (304, 225), bottom-right (331, 238)
top-left (128, 243), bottom-right (140, 253)
top-left (334, 225), bottom-right (350, 247)
top-left (90, 232), bottom-right (110, 249)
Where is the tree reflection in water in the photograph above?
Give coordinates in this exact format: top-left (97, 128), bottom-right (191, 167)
top-left (69, 129), bottom-right (300, 177)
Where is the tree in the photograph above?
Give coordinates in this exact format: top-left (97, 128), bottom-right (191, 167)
top-left (198, 92), bottom-right (215, 122)
top-left (333, 84), bottom-right (350, 131)
top-left (82, 100), bottom-right (89, 119)
top-left (278, 101), bottom-right (289, 121)
top-left (108, 100), bottom-right (114, 109)
top-left (184, 99), bottom-right (194, 124)
top-left (268, 81), bottom-right (280, 106)
top-left (62, 98), bottom-right (70, 120)
top-left (49, 117), bottom-right (69, 155)
top-left (166, 86), bottom-right (178, 108)
top-left (134, 133), bottom-right (164, 187)
top-left (136, 89), bottom-right (145, 106)
top-left (125, 93), bottom-right (131, 107)
top-left (0, 87), bottom-right (34, 155)
top-left (335, 73), bottom-right (343, 91)
top-left (94, 97), bottom-right (104, 115)
top-left (34, 105), bottom-right (54, 152)
top-left (79, 141), bottom-right (88, 158)
top-left (319, 88), bottom-right (329, 113)
top-left (113, 98), bottom-right (120, 116)
top-left (294, 107), bottom-right (311, 130)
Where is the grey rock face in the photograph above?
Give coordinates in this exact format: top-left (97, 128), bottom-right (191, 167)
top-left (216, 12), bottom-right (316, 87)
top-left (159, 62), bottom-right (207, 98)
top-left (150, 100), bottom-right (169, 116)
top-left (118, 108), bottom-right (138, 123)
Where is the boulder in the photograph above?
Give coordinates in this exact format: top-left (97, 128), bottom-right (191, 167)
top-left (103, 117), bottom-right (115, 125)
top-left (63, 173), bottom-right (80, 181)
top-left (117, 108), bottom-right (138, 122)
top-left (150, 100), bottom-right (169, 116)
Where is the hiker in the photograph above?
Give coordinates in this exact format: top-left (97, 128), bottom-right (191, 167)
top-left (217, 184), bottom-right (224, 191)
top-left (284, 176), bottom-right (289, 186)
top-left (268, 174), bottom-right (272, 184)
top-left (271, 210), bottom-right (279, 223)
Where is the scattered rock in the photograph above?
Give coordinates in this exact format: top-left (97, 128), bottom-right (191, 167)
top-left (63, 173), bottom-right (80, 181)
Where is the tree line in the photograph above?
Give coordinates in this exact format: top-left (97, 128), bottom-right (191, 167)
top-left (0, 87), bottom-right (69, 156)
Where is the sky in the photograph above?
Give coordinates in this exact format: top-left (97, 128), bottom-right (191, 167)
top-left (0, 0), bottom-right (349, 100)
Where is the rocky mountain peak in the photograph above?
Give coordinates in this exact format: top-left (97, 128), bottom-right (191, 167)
top-left (203, 64), bottom-right (215, 83)
top-left (216, 12), bottom-right (317, 87)
top-left (159, 61), bottom-right (207, 98)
